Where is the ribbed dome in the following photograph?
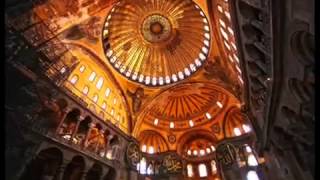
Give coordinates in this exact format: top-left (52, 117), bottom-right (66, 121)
top-left (138, 130), bottom-right (169, 153)
top-left (138, 82), bottom-right (229, 130)
top-left (102, 0), bottom-right (211, 86)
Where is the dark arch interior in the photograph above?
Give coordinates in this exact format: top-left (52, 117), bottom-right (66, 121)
top-left (19, 148), bottom-right (63, 180)
top-left (63, 156), bottom-right (85, 180)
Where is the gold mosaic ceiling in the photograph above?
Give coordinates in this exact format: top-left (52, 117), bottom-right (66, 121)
top-left (102, 0), bottom-right (211, 86)
top-left (136, 82), bottom-right (229, 131)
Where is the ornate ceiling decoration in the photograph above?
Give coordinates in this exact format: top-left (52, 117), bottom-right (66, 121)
top-left (138, 82), bottom-right (229, 131)
top-left (138, 130), bottom-right (169, 153)
top-left (102, 0), bottom-right (211, 86)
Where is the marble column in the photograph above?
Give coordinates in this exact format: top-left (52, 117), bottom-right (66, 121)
top-left (82, 122), bottom-right (95, 149)
top-left (55, 108), bottom-right (70, 136)
top-left (55, 160), bottom-right (70, 180)
top-left (69, 116), bottom-right (84, 145)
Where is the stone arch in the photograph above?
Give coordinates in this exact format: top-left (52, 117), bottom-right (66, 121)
top-left (86, 163), bottom-right (103, 180)
top-left (63, 156), bottom-right (85, 180)
top-left (19, 147), bottom-right (63, 180)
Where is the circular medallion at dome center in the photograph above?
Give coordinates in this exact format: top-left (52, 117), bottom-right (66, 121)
top-left (141, 14), bottom-right (172, 43)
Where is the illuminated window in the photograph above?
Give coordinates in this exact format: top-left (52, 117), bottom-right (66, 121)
top-left (93, 94), bottom-right (99, 103)
top-left (234, 127), bottom-right (242, 136)
top-left (187, 164), bottom-right (194, 177)
top-left (220, 27), bottom-right (229, 40)
top-left (154, 118), bottom-right (159, 125)
top-left (219, 19), bottom-right (226, 28)
top-left (247, 171), bottom-right (260, 180)
top-left (105, 88), bottom-right (111, 97)
top-left (113, 98), bottom-right (117, 105)
top-left (217, 5), bottom-right (223, 13)
top-left (200, 149), bottom-right (205, 156)
top-left (187, 150), bottom-right (192, 155)
top-left (247, 154), bottom-right (258, 166)
top-left (243, 124), bottom-right (251, 133)
top-left (225, 11), bottom-right (231, 20)
top-left (89, 71), bottom-right (96, 82)
top-left (228, 26), bottom-right (234, 35)
top-left (79, 65), bottom-right (86, 72)
top-left (206, 148), bottom-right (211, 154)
top-left (70, 75), bottom-right (79, 84)
top-left (224, 40), bottom-right (231, 50)
top-left (198, 164), bottom-right (208, 177)
top-left (141, 145), bottom-right (147, 152)
top-left (189, 120), bottom-right (194, 127)
top-left (231, 42), bottom-right (237, 50)
top-left (83, 86), bottom-right (89, 95)
top-left (245, 145), bottom-right (252, 153)
top-left (102, 102), bottom-right (107, 110)
top-left (111, 108), bottom-right (115, 116)
top-left (148, 146), bottom-right (154, 154)
top-left (96, 77), bottom-right (104, 90)
top-left (228, 55), bottom-right (234, 62)
top-left (205, 112), bottom-right (212, 119)
top-left (193, 150), bottom-right (198, 156)
top-left (60, 67), bottom-right (66, 74)
top-left (139, 157), bottom-right (147, 174)
top-left (233, 54), bottom-right (240, 63)
top-left (211, 145), bottom-right (216, 152)
top-left (147, 164), bottom-right (154, 175)
top-left (216, 101), bottom-right (223, 108)
top-left (238, 75), bottom-right (244, 84)
top-left (136, 163), bottom-right (140, 171)
top-left (211, 160), bottom-right (217, 174)
top-left (170, 122), bottom-right (174, 128)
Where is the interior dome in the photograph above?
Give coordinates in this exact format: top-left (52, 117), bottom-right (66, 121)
top-left (102, 0), bottom-right (211, 86)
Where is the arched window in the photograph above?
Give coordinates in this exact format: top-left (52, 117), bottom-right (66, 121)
top-left (187, 164), bottom-right (193, 177)
top-left (93, 94), bottom-right (99, 103)
top-left (113, 98), bottom-right (117, 105)
top-left (148, 146), bottom-right (154, 154)
top-left (83, 86), bottom-right (89, 95)
top-left (89, 71), bottom-right (96, 82)
top-left (199, 149), bottom-right (205, 156)
top-left (102, 102), bottom-right (107, 110)
top-left (141, 145), bottom-right (147, 152)
top-left (247, 154), bottom-right (258, 166)
top-left (211, 160), bottom-right (217, 174)
top-left (60, 67), bottom-right (66, 74)
top-left (105, 88), bottom-right (111, 97)
top-left (147, 164), bottom-right (154, 175)
top-left (111, 108), bottom-right (115, 116)
top-left (96, 77), bottom-right (104, 90)
top-left (246, 170), bottom-right (260, 180)
top-left (139, 157), bottom-right (147, 174)
top-left (198, 164), bottom-right (208, 177)
top-left (233, 127), bottom-right (242, 136)
top-left (79, 65), bottom-right (86, 73)
top-left (70, 75), bottom-right (79, 84)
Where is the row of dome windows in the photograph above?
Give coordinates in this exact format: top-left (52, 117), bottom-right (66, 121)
top-left (187, 161), bottom-right (218, 178)
top-left (217, 4), bottom-right (244, 85)
top-left (152, 101), bottom-right (222, 128)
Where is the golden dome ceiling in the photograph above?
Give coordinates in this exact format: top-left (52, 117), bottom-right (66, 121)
top-left (102, 0), bottom-right (211, 86)
top-left (137, 82), bottom-right (229, 131)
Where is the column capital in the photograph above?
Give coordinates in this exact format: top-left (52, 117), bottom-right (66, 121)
top-left (89, 122), bottom-right (96, 128)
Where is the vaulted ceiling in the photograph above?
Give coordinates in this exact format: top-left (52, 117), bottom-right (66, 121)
top-left (7, 0), bottom-right (251, 155)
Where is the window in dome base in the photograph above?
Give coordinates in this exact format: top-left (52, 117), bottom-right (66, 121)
top-left (187, 164), bottom-right (194, 177)
top-left (198, 164), bottom-right (208, 177)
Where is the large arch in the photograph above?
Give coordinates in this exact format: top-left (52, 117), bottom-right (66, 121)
top-left (19, 147), bottom-right (63, 180)
top-left (61, 43), bottom-right (132, 134)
